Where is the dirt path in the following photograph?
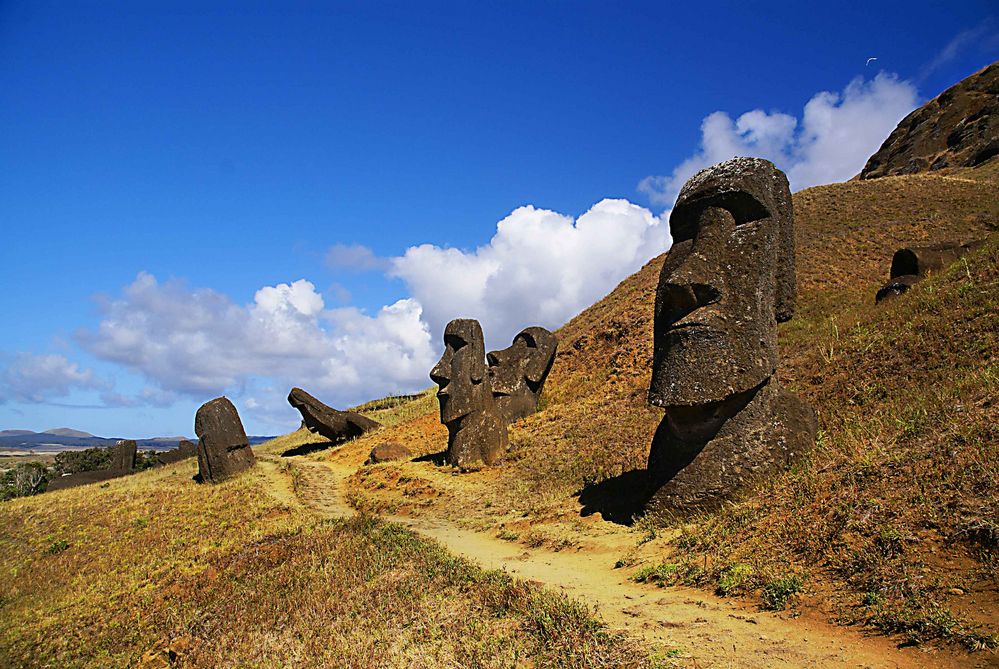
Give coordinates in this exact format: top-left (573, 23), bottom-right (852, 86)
top-left (264, 453), bottom-right (961, 669)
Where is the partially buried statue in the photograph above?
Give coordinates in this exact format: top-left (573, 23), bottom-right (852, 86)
top-left (647, 157), bottom-right (817, 516)
top-left (195, 396), bottom-right (256, 483)
top-left (430, 319), bottom-right (508, 469)
top-left (487, 326), bottom-right (558, 424)
top-left (287, 387), bottom-right (381, 443)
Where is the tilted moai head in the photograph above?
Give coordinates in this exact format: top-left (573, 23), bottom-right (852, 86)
top-left (487, 326), bottom-right (558, 424)
top-left (195, 396), bottom-right (256, 483)
top-left (430, 319), bottom-right (508, 468)
top-left (287, 387), bottom-right (381, 443)
top-left (646, 157), bottom-right (815, 515)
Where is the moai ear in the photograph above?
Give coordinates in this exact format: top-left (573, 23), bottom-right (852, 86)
top-left (520, 327), bottom-right (558, 384)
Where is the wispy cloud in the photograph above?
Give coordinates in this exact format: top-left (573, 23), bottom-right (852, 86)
top-left (0, 353), bottom-right (106, 404)
top-left (919, 19), bottom-right (999, 82)
top-left (325, 243), bottom-right (390, 272)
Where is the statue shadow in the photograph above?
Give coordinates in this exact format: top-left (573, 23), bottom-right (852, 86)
top-left (281, 439), bottom-right (339, 457)
top-left (577, 469), bottom-right (655, 526)
top-left (413, 450), bottom-right (448, 466)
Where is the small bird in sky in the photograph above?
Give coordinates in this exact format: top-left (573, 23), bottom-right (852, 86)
top-left (866, 57), bottom-right (878, 66)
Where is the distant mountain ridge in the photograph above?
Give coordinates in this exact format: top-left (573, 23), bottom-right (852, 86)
top-left (0, 429), bottom-right (275, 452)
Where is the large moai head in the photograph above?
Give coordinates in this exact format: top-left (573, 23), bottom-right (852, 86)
top-left (645, 158), bottom-right (815, 516)
top-left (431, 319), bottom-right (491, 425)
top-left (195, 396), bottom-right (256, 483)
top-left (430, 319), bottom-right (507, 468)
top-left (487, 326), bottom-right (558, 424)
top-left (649, 157), bottom-right (795, 407)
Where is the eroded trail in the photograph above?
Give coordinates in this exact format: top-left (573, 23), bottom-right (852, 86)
top-left (262, 453), bottom-right (959, 669)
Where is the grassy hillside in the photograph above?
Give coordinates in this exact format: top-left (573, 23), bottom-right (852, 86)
top-left (340, 164), bottom-right (998, 649)
top-left (0, 458), bottom-right (657, 668)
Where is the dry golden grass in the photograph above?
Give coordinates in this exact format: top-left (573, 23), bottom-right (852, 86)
top-left (0, 454), bottom-right (659, 668)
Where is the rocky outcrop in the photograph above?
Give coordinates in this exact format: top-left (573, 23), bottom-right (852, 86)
top-left (366, 442), bottom-right (413, 464)
top-left (860, 61), bottom-right (999, 179)
top-left (287, 388), bottom-right (381, 443)
top-left (876, 239), bottom-right (988, 302)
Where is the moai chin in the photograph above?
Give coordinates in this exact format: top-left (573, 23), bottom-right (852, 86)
top-left (195, 396), bottom-right (256, 483)
top-left (487, 326), bottom-right (558, 424)
top-left (430, 319), bottom-right (508, 469)
top-left (646, 157), bottom-right (817, 516)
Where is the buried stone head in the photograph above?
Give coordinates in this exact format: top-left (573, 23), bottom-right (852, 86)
top-left (647, 157), bottom-right (817, 516)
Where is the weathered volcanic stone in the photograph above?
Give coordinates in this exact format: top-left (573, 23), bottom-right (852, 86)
top-left (366, 442), bottom-right (413, 464)
top-left (646, 157), bottom-right (817, 516)
top-left (487, 326), bottom-right (558, 424)
top-left (876, 239), bottom-right (986, 302)
top-left (430, 319), bottom-right (508, 469)
top-left (861, 60), bottom-right (999, 179)
top-left (156, 438), bottom-right (197, 466)
top-left (110, 439), bottom-right (137, 473)
top-left (287, 387), bottom-right (381, 443)
top-left (195, 397), bottom-right (256, 483)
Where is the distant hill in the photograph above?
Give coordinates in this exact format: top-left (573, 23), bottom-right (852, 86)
top-left (0, 430), bottom-right (275, 452)
top-left (860, 59), bottom-right (998, 179)
top-left (42, 427), bottom-right (95, 438)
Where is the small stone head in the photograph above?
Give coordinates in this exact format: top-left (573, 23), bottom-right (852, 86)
top-left (430, 319), bottom-right (490, 425)
top-left (649, 157), bottom-right (795, 406)
top-left (487, 326), bottom-right (557, 422)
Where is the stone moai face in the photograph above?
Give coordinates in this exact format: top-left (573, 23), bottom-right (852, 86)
top-left (195, 396), bottom-right (256, 483)
top-left (487, 326), bottom-right (558, 424)
top-left (430, 318), bottom-right (508, 468)
top-left (430, 319), bottom-right (491, 425)
top-left (111, 439), bottom-right (137, 473)
top-left (648, 157), bottom-right (795, 407)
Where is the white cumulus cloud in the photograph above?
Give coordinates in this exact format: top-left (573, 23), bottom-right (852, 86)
top-left (77, 272), bottom-right (436, 425)
top-left (638, 72), bottom-right (920, 206)
top-left (0, 353), bottom-right (105, 403)
top-left (390, 198), bottom-right (669, 350)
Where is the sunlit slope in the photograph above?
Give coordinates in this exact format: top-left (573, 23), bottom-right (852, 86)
top-left (0, 459), bottom-right (651, 668)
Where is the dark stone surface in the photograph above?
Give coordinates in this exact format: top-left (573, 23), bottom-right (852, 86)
top-left (861, 60), bottom-right (999, 179)
top-left (876, 239), bottom-right (986, 302)
top-left (287, 387), bottom-right (381, 444)
top-left (875, 274), bottom-right (920, 303)
top-left (366, 442), bottom-right (413, 464)
top-left (487, 326), bottom-right (557, 424)
top-left (111, 439), bottom-right (137, 473)
top-left (156, 438), bottom-right (197, 465)
top-left (646, 157), bottom-right (816, 516)
top-left (430, 319), bottom-right (508, 469)
top-left (195, 397), bottom-right (256, 483)
top-left (46, 468), bottom-right (127, 491)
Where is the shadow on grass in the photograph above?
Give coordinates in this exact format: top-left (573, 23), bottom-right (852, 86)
top-left (577, 469), bottom-right (654, 526)
top-left (413, 450), bottom-right (448, 466)
top-left (281, 440), bottom-right (339, 457)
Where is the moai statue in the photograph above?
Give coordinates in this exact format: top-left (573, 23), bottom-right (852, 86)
top-left (287, 387), bottom-right (381, 443)
top-left (647, 157), bottom-right (817, 516)
top-left (110, 439), bottom-right (137, 473)
top-left (876, 239), bottom-right (987, 302)
top-left (195, 397), bottom-right (256, 483)
top-left (430, 319), bottom-right (508, 469)
top-left (487, 326), bottom-right (558, 424)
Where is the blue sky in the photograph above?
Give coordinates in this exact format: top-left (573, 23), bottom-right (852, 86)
top-left (1, 1), bottom-right (997, 437)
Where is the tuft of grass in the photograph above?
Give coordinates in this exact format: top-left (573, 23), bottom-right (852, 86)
top-left (761, 574), bottom-right (804, 611)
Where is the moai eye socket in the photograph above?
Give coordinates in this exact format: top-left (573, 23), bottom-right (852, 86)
top-left (444, 334), bottom-right (467, 351)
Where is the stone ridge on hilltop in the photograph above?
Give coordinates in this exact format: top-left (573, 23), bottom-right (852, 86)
top-left (860, 60), bottom-right (998, 179)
